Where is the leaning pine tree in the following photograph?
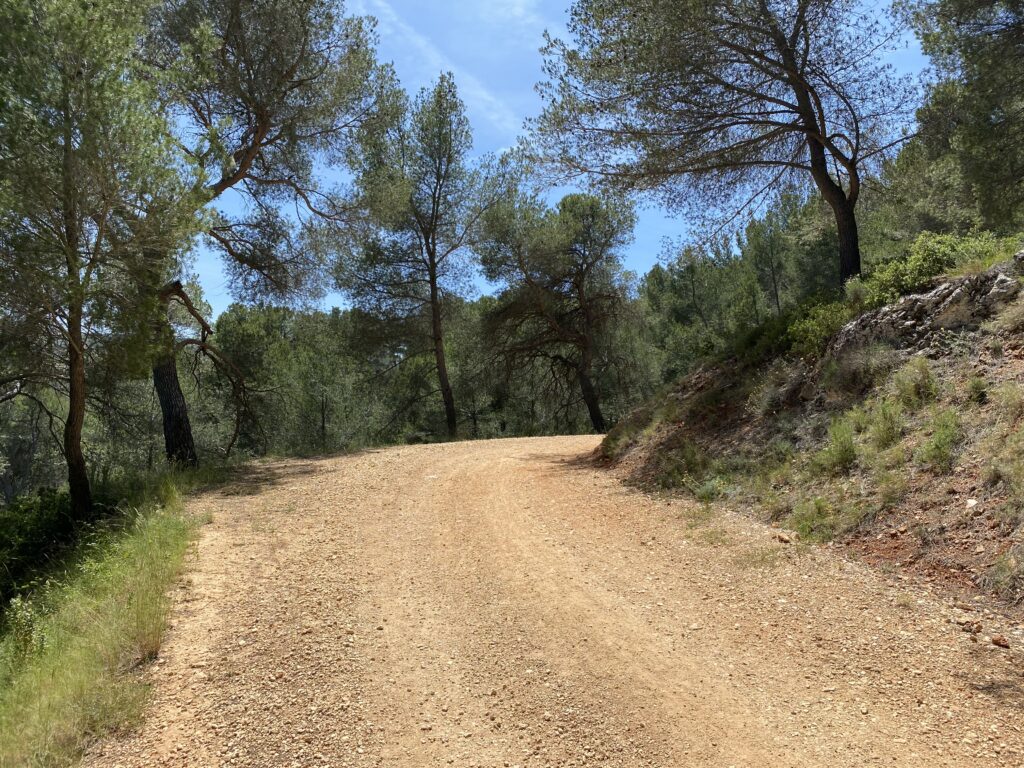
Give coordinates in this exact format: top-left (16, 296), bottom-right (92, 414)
top-left (536, 0), bottom-right (914, 282)
top-left (145, 0), bottom-right (393, 466)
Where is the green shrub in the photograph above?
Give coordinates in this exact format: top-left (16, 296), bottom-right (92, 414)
top-left (0, 490), bottom-right (75, 600)
top-left (892, 357), bottom-right (939, 410)
top-left (813, 419), bottom-right (857, 474)
top-left (967, 375), bottom-right (989, 404)
top-left (869, 399), bottom-right (904, 450)
top-left (690, 476), bottom-right (728, 502)
top-left (789, 497), bottom-right (835, 541)
top-left (863, 232), bottom-right (1019, 308)
top-left (731, 310), bottom-right (798, 366)
top-left (846, 405), bottom-right (871, 433)
top-left (916, 409), bottom-right (962, 474)
top-left (788, 301), bottom-right (852, 360)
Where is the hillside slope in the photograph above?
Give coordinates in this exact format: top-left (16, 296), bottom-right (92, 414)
top-left (603, 254), bottom-right (1024, 608)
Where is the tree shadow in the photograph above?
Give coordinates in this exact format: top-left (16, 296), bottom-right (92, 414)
top-left (960, 666), bottom-right (1024, 709)
top-left (211, 451), bottom-right (377, 497)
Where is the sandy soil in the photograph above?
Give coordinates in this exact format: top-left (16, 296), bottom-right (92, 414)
top-left (85, 436), bottom-right (1024, 767)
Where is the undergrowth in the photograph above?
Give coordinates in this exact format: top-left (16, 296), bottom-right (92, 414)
top-left (0, 466), bottom-right (223, 767)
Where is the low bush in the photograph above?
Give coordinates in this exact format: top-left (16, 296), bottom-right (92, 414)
top-left (980, 545), bottom-right (1024, 603)
top-left (863, 232), bottom-right (1020, 308)
top-left (601, 404), bottom-right (655, 460)
top-left (992, 382), bottom-right (1024, 425)
top-left (983, 427), bottom-right (1024, 505)
top-left (787, 301), bottom-right (852, 360)
top-left (690, 475), bottom-right (728, 502)
top-left (874, 469), bottom-right (909, 511)
top-left (788, 497), bottom-right (835, 541)
top-left (916, 409), bottom-right (962, 474)
top-left (869, 399), bottom-right (905, 451)
top-left (821, 344), bottom-right (900, 398)
top-left (892, 357), bottom-right (939, 410)
top-left (813, 419), bottom-right (857, 475)
top-left (0, 490), bottom-right (74, 600)
top-left (992, 298), bottom-right (1024, 334)
top-left (654, 435), bottom-right (711, 489)
top-left (967, 375), bottom-right (989, 404)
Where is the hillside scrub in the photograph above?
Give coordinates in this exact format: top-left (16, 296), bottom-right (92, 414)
top-left (602, 253), bottom-right (1024, 605)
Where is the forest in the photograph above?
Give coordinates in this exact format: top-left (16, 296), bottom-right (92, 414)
top-left (2, 0), bottom-right (1023, 613)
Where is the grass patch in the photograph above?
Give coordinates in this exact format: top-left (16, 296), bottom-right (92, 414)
top-left (788, 497), bottom-right (836, 542)
top-left (732, 546), bottom-right (783, 570)
top-left (698, 528), bottom-right (734, 547)
top-left (915, 408), bottom-right (962, 474)
top-left (0, 479), bottom-right (207, 766)
top-left (979, 545), bottom-right (1024, 603)
top-left (787, 495), bottom-right (870, 542)
top-left (992, 382), bottom-right (1024, 426)
top-left (892, 357), bottom-right (938, 411)
top-left (983, 426), bottom-right (1024, 508)
top-left (991, 297), bottom-right (1024, 335)
top-left (653, 434), bottom-right (711, 490)
top-left (681, 503), bottom-right (715, 528)
top-left (868, 399), bottom-right (904, 451)
top-left (874, 469), bottom-right (909, 511)
top-left (812, 419), bottom-right (857, 475)
top-left (821, 344), bottom-right (900, 399)
top-left (690, 475), bottom-right (728, 502)
top-left (966, 375), bottom-right (988, 405)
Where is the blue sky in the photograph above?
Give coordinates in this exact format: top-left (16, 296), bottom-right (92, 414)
top-left (193, 0), bottom-right (929, 316)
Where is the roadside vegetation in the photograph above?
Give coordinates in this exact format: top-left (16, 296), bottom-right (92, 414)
top-left (0, 469), bottom-right (222, 767)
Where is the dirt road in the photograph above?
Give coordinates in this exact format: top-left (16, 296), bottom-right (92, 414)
top-left (87, 436), bottom-right (1024, 767)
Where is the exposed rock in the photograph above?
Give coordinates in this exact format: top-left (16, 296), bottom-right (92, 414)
top-left (828, 253), bottom-right (1024, 360)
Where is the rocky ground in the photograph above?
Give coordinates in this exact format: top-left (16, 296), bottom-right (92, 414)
top-left (85, 436), bottom-right (1024, 767)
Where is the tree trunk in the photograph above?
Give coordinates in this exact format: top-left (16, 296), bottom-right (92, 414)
top-left (768, 248), bottom-right (783, 315)
top-left (782, 39), bottom-right (863, 285)
top-left (429, 274), bottom-right (458, 440)
top-left (153, 348), bottom-right (198, 467)
top-left (60, 83), bottom-right (91, 520)
top-left (831, 197), bottom-right (862, 284)
top-left (65, 304), bottom-right (93, 519)
top-left (577, 368), bottom-right (606, 433)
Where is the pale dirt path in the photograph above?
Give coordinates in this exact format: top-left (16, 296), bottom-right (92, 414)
top-left (86, 436), bottom-right (1024, 768)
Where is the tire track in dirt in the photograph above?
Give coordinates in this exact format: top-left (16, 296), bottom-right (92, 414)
top-left (86, 437), bottom-right (1024, 767)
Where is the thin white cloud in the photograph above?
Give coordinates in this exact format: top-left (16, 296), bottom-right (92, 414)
top-left (479, 0), bottom-right (568, 42)
top-left (351, 0), bottom-right (523, 139)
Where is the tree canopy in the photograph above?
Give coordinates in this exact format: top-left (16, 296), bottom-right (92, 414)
top-left (536, 0), bottom-right (915, 281)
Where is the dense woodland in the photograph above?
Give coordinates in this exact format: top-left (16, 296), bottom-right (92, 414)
top-left (1, 0), bottom-right (1023, 528)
